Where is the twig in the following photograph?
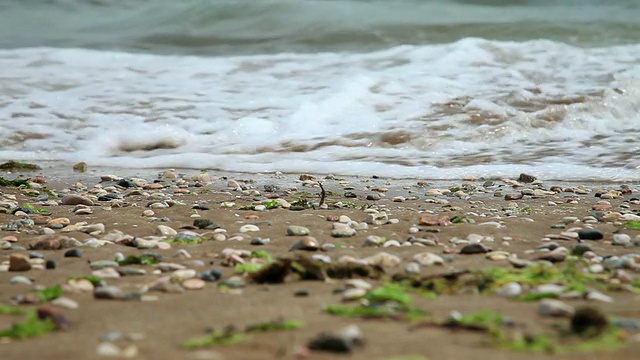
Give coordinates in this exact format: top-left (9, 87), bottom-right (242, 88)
top-left (318, 181), bottom-right (326, 207)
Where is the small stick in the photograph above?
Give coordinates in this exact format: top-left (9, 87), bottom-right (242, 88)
top-left (318, 181), bottom-right (326, 207)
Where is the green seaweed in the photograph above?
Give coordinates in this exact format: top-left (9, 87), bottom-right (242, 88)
top-left (21, 203), bottom-right (50, 214)
top-left (234, 262), bottom-right (264, 274)
top-left (182, 319), bottom-right (302, 349)
top-left (116, 255), bottom-right (160, 266)
top-left (263, 200), bottom-right (279, 209)
top-left (0, 308), bottom-right (55, 339)
top-left (181, 330), bottom-right (246, 349)
top-left (250, 250), bottom-right (272, 260)
top-left (325, 283), bottom-right (427, 321)
top-left (33, 286), bottom-right (62, 302)
top-left (246, 319), bottom-right (303, 333)
top-left (0, 161), bottom-right (41, 171)
top-left (0, 176), bottom-right (31, 188)
top-left (623, 221), bottom-right (640, 230)
top-left (0, 304), bottom-right (28, 315)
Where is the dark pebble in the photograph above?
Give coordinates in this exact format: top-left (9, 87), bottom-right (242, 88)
top-left (64, 249), bottom-right (82, 258)
top-left (98, 194), bottom-right (120, 201)
top-left (193, 218), bottom-right (215, 229)
top-left (571, 244), bottom-right (592, 256)
top-left (201, 269), bottom-right (222, 282)
top-left (116, 179), bottom-right (137, 188)
top-left (518, 173), bottom-right (537, 183)
top-left (46, 260), bottom-right (57, 269)
top-left (578, 229), bottom-right (604, 241)
top-left (308, 334), bottom-right (352, 353)
top-left (50, 223), bottom-right (64, 230)
top-left (263, 185), bottom-right (278, 192)
top-left (344, 192), bottom-right (357, 198)
top-left (366, 194), bottom-right (380, 201)
top-left (460, 243), bottom-right (492, 254)
top-left (294, 290), bottom-right (309, 297)
top-left (192, 205), bottom-right (210, 210)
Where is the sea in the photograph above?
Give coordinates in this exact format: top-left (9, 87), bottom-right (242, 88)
top-left (1, 0), bottom-right (639, 181)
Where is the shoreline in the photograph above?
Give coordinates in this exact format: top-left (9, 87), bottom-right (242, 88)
top-left (1, 168), bottom-right (640, 359)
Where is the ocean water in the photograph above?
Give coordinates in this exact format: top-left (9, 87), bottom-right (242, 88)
top-left (1, 0), bottom-right (639, 181)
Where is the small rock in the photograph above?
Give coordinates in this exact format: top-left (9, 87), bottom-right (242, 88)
top-left (365, 212), bottom-right (388, 225)
top-left (94, 286), bottom-right (125, 300)
top-left (578, 229), bottom-right (603, 240)
top-left (61, 194), bottom-right (94, 206)
top-left (239, 224), bottom-right (260, 233)
top-left (331, 228), bottom-right (356, 238)
top-left (9, 253), bottom-right (32, 271)
top-left (571, 306), bottom-right (608, 335)
top-left (46, 260), bottom-right (57, 269)
top-left (64, 249), bottom-right (82, 258)
top-left (412, 252), bottom-right (444, 266)
top-left (539, 299), bottom-right (575, 317)
top-left (287, 225), bottom-right (310, 236)
top-left (459, 243), bottom-right (492, 254)
top-left (612, 233), bottom-right (631, 246)
top-left (342, 288), bottom-right (367, 301)
top-left (362, 252), bottom-right (401, 268)
top-left (92, 267), bottom-right (121, 279)
top-left (156, 225), bottom-right (177, 237)
top-left (182, 278), bottom-right (206, 290)
top-left (496, 282), bottom-right (522, 298)
top-left (10, 276), bottom-right (33, 285)
top-left (289, 237), bottom-right (319, 251)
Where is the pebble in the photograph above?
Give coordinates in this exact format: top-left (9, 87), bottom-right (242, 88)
top-left (612, 233), bottom-right (631, 246)
top-left (538, 299), bottom-right (575, 317)
top-left (459, 243), bottom-right (492, 254)
top-left (52, 297), bottom-right (79, 309)
top-left (182, 278), bottom-right (206, 290)
top-left (250, 237), bottom-right (270, 245)
top-left (585, 291), bottom-right (613, 303)
top-left (90, 260), bottom-right (119, 270)
top-left (171, 269), bottom-right (197, 282)
top-left (578, 229), bottom-right (603, 240)
top-left (287, 225), bottom-right (310, 236)
top-left (496, 282), bottom-right (522, 298)
top-left (412, 252), bottom-right (444, 266)
top-left (342, 288), bottom-right (367, 301)
top-left (485, 251), bottom-right (510, 261)
top-left (94, 286), bottom-right (125, 300)
top-left (289, 237), bottom-right (319, 251)
top-left (344, 279), bottom-right (372, 290)
top-left (46, 260), bottom-right (57, 269)
top-left (331, 228), bottom-right (357, 238)
top-left (218, 276), bottom-right (246, 289)
top-left (9, 253), bottom-right (32, 271)
top-left (93, 268), bottom-right (121, 280)
top-left (365, 212), bottom-right (388, 225)
top-left (61, 194), bottom-right (94, 206)
top-left (239, 224), bottom-right (260, 233)
top-left (362, 252), bottom-right (401, 268)
top-left (201, 269), bottom-right (222, 282)
top-left (64, 249), bottom-right (82, 258)
top-left (405, 262), bottom-right (421, 274)
top-left (117, 267), bottom-right (147, 276)
top-left (67, 279), bottom-right (95, 292)
top-left (363, 235), bottom-right (385, 247)
top-left (156, 225), bottom-right (177, 237)
top-left (10, 275), bottom-right (32, 285)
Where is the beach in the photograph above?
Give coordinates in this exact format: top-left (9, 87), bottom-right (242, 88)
top-left (1, 168), bottom-right (640, 359)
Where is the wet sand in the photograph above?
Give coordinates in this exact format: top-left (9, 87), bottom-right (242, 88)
top-left (1, 169), bottom-right (639, 360)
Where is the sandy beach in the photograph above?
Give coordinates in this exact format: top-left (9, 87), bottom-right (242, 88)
top-left (1, 167), bottom-right (640, 360)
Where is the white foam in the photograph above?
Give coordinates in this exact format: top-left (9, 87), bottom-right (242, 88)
top-left (0, 39), bottom-right (639, 180)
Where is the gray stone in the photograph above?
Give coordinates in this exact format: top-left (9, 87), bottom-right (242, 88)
top-left (94, 286), bottom-right (125, 300)
top-left (331, 228), bottom-right (356, 238)
top-left (538, 299), bottom-right (574, 317)
top-left (10, 275), bottom-right (32, 285)
top-left (286, 225), bottom-right (310, 236)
